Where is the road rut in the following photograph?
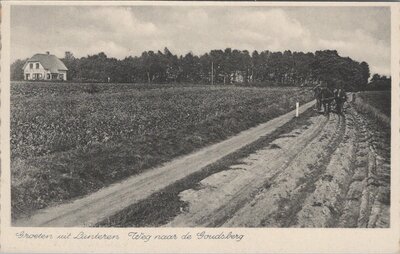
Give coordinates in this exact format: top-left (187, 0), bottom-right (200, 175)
top-left (15, 101), bottom-right (315, 227)
top-left (166, 105), bottom-right (390, 228)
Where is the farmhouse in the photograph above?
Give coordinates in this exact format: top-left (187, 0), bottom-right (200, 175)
top-left (23, 52), bottom-right (68, 81)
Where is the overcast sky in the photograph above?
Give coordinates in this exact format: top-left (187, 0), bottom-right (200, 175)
top-left (11, 5), bottom-right (391, 75)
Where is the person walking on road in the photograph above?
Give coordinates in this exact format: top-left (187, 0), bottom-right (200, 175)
top-left (334, 87), bottom-right (347, 114)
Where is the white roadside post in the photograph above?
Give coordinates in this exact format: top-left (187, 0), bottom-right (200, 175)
top-left (295, 84), bottom-right (304, 117)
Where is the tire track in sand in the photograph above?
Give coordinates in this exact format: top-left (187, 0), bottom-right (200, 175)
top-left (167, 104), bottom-right (388, 228)
top-left (166, 113), bottom-right (339, 227)
top-left (223, 114), bottom-right (345, 227)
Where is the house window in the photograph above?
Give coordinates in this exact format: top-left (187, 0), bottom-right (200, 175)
top-left (47, 74), bottom-right (51, 79)
top-left (36, 63), bottom-right (39, 69)
top-left (29, 63), bottom-right (33, 69)
top-left (26, 74), bottom-right (30, 80)
top-left (33, 73), bottom-right (42, 80)
top-left (59, 74), bottom-right (64, 80)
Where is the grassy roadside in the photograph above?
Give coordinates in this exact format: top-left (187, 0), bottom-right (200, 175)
top-left (356, 91), bottom-right (390, 117)
top-left (96, 108), bottom-right (316, 227)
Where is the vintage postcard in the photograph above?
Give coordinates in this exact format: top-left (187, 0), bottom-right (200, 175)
top-left (0, 1), bottom-right (399, 253)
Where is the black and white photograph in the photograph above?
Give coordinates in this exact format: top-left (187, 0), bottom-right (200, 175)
top-left (1, 2), bottom-right (399, 253)
top-left (7, 4), bottom-right (393, 228)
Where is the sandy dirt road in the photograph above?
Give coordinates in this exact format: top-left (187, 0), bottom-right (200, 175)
top-left (166, 105), bottom-right (390, 228)
top-left (15, 101), bottom-right (315, 227)
top-left (15, 100), bottom-right (390, 228)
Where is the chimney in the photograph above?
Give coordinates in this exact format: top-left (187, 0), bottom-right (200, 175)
top-left (46, 51), bottom-right (50, 55)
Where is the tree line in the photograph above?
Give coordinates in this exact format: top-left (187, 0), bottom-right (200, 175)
top-left (11, 47), bottom-right (389, 91)
top-left (365, 74), bottom-right (391, 91)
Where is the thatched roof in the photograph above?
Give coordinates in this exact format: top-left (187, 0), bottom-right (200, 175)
top-left (23, 53), bottom-right (68, 73)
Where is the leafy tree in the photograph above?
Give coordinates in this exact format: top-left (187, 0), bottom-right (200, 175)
top-left (11, 59), bottom-right (27, 81)
top-left (368, 74), bottom-right (391, 91)
top-left (360, 61), bottom-right (370, 87)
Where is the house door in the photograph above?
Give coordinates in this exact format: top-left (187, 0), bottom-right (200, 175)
top-left (25, 74), bottom-right (30, 80)
top-left (51, 73), bottom-right (58, 80)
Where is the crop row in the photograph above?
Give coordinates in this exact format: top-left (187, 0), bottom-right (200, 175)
top-left (11, 83), bottom-right (313, 220)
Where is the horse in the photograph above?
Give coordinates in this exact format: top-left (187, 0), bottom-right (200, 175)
top-left (320, 87), bottom-right (335, 115)
top-left (312, 85), bottom-right (323, 112)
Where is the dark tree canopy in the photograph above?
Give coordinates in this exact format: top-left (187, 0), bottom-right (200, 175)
top-left (367, 74), bottom-right (391, 91)
top-left (11, 48), bottom-right (380, 91)
top-left (11, 59), bottom-right (27, 81)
